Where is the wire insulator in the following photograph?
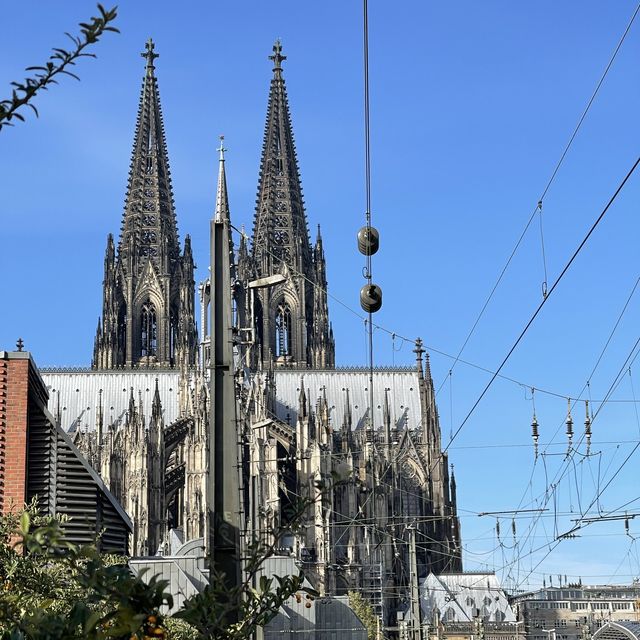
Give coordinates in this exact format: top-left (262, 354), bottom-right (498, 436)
top-left (358, 226), bottom-right (380, 256)
top-left (566, 398), bottom-right (574, 455)
top-left (584, 400), bottom-right (592, 454)
top-left (360, 283), bottom-right (382, 313)
top-left (531, 413), bottom-right (539, 458)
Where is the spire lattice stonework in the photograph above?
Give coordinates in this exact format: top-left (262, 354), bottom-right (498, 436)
top-left (92, 40), bottom-right (197, 369)
top-left (240, 41), bottom-right (334, 369)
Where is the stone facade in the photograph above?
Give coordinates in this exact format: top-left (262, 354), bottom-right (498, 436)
top-left (42, 39), bottom-right (462, 626)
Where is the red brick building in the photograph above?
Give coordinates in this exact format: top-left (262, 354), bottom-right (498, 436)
top-left (0, 345), bottom-right (131, 553)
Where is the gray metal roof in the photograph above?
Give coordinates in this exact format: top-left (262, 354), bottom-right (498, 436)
top-left (41, 370), bottom-right (181, 432)
top-left (594, 622), bottom-right (640, 640)
top-left (272, 369), bottom-right (423, 430)
top-left (41, 368), bottom-right (425, 434)
top-left (421, 572), bottom-right (516, 623)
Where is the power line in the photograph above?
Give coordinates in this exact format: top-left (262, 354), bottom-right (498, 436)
top-left (442, 155), bottom-right (640, 459)
top-left (509, 331), bottom-right (640, 587)
top-left (437, 0), bottom-right (640, 387)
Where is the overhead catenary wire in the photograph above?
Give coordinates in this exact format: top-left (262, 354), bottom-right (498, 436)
top-left (508, 331), bottom-right (640, 588)
top-left (435, 0), bottom-right (640, 391)
top-left (441, 155), bottom-right (640, 459)
top-left (461, 312), bottom-right (640, 588)
top-left (226, 5), bottom-right (640, 584)
top-left (505, 276), bottom-right (640, 573)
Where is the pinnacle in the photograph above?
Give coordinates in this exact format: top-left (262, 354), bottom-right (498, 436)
top-left (269, 39), bottom-right (286, 72)
top-left (141, 37), bottom-right (159, 73)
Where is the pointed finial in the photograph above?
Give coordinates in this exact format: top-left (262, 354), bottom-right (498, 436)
top-left (269, 39), bottom-right (286, 71)
top-left (414, 337), bottom-right (424, 378)
top-left (413, 337), bottom-right (424, 360)
top-left (142, 38), bottom-right (159, 72)
top-left (16, 337), bottom-right (24, 352)
top-left (217, 135), bottom-right (226, 161)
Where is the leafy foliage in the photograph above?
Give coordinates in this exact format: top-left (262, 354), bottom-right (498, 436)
top-left (349, 590), bottom-right (380, 640)
top-left (0, 506), bottom-right (173, 639)
top-left (0, 4), bottom-right (119, 131)
top-left (0, 476), bottom-right (349, 638)
top-left (0, 503), bottom-right (314, 640)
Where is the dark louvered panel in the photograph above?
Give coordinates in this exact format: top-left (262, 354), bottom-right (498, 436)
top-left (54, 430), bottom-right (130, 555)
top-left (26, 399), bottom-right (55, 514)
top-left (99, 492), bottom-right (130, 555)
top-left (55, 432), bottom-right (98, 546)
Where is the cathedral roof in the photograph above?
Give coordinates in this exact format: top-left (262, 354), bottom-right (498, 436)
top-left (41, 370), bottom-right (181, 432)
top-left (271, 369), bottom-right (425, 431)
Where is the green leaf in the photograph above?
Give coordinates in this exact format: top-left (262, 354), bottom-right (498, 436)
top-left (19, 511), bottom-right (30, 535)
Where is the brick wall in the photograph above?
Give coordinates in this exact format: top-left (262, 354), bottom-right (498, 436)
top-left (0, 357), bottom-right (6, 512)
top-left (0, 353), bottom-right (30, 514)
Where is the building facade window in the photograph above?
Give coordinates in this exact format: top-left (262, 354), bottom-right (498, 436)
top-left (275, 302), bottom-right (292, 357)
top-left (141, 302), bottom-right (157, 357)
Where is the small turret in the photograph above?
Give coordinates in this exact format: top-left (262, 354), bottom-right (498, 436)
top-left (152, 377), bottom-right (162, 423)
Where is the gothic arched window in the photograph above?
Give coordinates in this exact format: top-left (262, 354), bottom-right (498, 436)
top-left (275, 302), bottom-right (292, 357)
top-left (140, 302), bottom-right (157, 357)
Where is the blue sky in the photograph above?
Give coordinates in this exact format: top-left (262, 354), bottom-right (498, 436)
top-left (2, 1), bottom-right (640, 590)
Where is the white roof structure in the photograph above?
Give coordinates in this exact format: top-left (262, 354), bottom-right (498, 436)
top-left (41, 367), bottom-right (424, 435)
top-left (272, 368), bottom-right (423, 431)
top-left (421, 572), bottom-right (516, 623)
top-left (41, 369), bottom-right (181, 432)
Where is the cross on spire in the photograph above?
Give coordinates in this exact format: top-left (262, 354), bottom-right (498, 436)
top-left (142, 37), bottom-right (159, 71)
top-left (217, 134), bottom-right (226, 161)
top-left (269, 39), bottom-right (286, 71)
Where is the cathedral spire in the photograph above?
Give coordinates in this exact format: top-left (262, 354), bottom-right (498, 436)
top-left (252, 40), bottom-right (311, 275)
top-left (242, 42), bottom-right (334, 370)
top-left (93, 40), bottom-right (197, 370)
top-left (152, 377), bottom-right (162, 422)
top-left (119, 37), bottom-right (179, 269)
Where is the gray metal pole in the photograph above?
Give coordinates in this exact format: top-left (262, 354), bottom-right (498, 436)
top-left (408, 526), bottom-right (423, 640)
top-left (208, 218), bottom-right (241, 615)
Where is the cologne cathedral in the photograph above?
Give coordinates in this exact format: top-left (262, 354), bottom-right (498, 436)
top-left (42, 38), bottom-right (461, 622)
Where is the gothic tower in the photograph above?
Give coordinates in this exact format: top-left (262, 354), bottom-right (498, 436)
top-left (93, 39), bottom-right (197, 370)
top-left (240, 41), bottom-right (334, 369)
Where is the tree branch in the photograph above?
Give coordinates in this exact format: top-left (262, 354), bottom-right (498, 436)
top-left (0, 4), bottom-right (119, 131)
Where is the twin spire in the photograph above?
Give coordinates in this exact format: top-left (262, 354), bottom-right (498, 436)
top-left (120, 36), bottom-right (179, 269)
top-left (93, 37), bottom-right (197, 369)
top-left (95, 37), bottom-right (334, 370)
top-left (252, 37), bottom-right (312, 277)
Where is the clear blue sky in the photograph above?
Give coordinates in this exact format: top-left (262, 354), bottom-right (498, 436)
top-left (2, 1), bottom-right (640, 591)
